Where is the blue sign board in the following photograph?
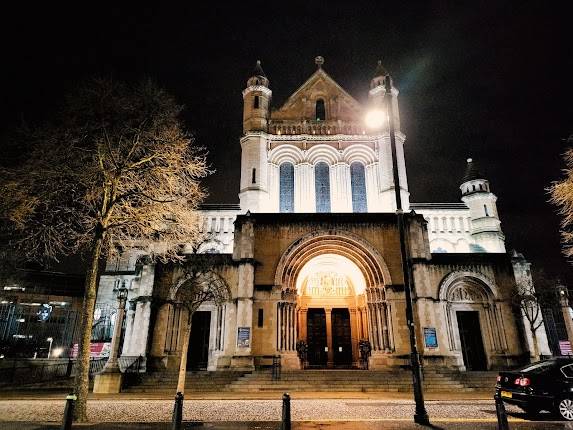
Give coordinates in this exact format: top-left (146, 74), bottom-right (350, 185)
top-left (424, 327), bottom-right (438, 349)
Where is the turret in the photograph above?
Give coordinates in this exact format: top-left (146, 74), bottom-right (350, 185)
top-left (460, 158), bottom-right (505, 252)
top-left (242, 60), bottom-right (271, 133)
top-left (368, 60), bottom-right (400, 131)
top-left (367, 60), bottom-right (409, 210)
top-left (239, 61), bottom-right (272, 212)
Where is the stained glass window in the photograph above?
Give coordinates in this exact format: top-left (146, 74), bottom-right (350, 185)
top-left (315, 162), bottom-right (331, 212)
top-left (350, 162), bottom-right (367, 213)
top-left (279, 163), bottom-right (294, 213)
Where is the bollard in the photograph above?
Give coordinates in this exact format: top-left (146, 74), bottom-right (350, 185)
top-left (494, 394), bottom-right (510, 430)
top-left (171, 391), bottom-right (184, 430)
top-left (281, 392), bottom-right (291, 430)
top-left (61, 393), bottom-right (76, 430)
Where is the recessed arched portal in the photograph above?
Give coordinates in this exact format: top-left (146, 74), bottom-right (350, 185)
top-left (296, 254), bottom-right (367, 367)
top-left (274, 230), bottom-right (394, 369)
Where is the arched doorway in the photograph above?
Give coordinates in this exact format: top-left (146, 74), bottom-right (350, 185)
top-left (274, 230), bottom-right (393, 369)
top-left (296, 254), bottom-right (367, 368)
top-left (440, 272), bottom-right (508, 371)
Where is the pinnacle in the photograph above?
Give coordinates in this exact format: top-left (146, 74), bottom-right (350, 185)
top-left (374, 60), bottom-right (388, 77)
top-left (462, 158), bottom-right (485, 183)
top-left (253, 60), bottom-right (266, 77)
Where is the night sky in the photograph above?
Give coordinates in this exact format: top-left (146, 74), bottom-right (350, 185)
top-left (2, 2), bottom-right (572, 281)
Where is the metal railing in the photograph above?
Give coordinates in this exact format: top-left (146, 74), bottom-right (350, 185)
top-left (0, 357), bottom-right (107, 386)
top-left (120, 355), bottom-right (145, 388)
top-left (252, 355), bottom-right (281, 380)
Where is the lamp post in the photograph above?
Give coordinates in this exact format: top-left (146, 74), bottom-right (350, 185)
top-left (558, 283), bottom-right (573, 354)
top-left (47, 337), bottom-right (54, 359)
top-left (102, 281), bottom-right (128, 373)
top-left (366, 74), bottom-right (429, 425)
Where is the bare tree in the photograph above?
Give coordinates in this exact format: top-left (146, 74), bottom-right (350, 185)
top-left (0, 78), bottom-right (210, 421)
top-left (171, 259), bottom-right (230, 394)
top-left (549, 135), bottom-right (573, 259)
top-left (512, 279), bottom-right (551, 362)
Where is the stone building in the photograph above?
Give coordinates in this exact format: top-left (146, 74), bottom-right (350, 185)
top-left (95, 57), bottom-right (550, 373)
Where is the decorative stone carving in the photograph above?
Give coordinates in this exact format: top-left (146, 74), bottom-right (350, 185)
top-left (448, 284), bottom-right (486, 303)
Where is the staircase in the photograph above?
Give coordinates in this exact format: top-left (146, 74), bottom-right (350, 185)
top-left (123, 370), bottom-right (247, 393)
top-left (226, 369), bottom-right (496, 393)
top-left (124, 369), bottom-right (497, 394)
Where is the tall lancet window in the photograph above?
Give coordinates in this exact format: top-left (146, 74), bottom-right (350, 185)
top-left (315, 99), bottom-right (326, 121)
top-left (350, 162), bottom-right (367, 213)
top-left (279, 163), bottom-right (294, 213)
top-left (315, 162), bottom-right (331, 212)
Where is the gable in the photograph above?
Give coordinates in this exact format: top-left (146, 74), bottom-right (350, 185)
top-left (271, 69), bottom-right (363, 122)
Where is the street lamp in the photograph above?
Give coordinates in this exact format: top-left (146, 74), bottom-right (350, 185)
top-left (47, 337), bottom-right (54, 359)
top-left (365, 74), bottom-right (429, 425)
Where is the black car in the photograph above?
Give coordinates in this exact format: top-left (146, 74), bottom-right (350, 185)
top-left (495, 357), bottom-right (573, 420)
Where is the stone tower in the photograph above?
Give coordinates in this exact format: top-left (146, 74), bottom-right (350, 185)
top-left (239, 61), bottom-right (272, 212)
top-left (460, 158), bottom-right (505, 252)
top-left (367, 60), bottom-right (408, 210)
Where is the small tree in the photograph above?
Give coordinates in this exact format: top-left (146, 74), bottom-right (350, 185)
top-left (0, 78), bottom-right (210, 421)
top-left (549, 135), bottom-right (573, 258)
top-left (513, 280), bottom-right (546, 361)
top-left (172, 259), bottom-right (230, 394)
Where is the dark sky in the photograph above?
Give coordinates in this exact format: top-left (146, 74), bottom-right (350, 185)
top-left (2, 2), bottom-right (572, 281)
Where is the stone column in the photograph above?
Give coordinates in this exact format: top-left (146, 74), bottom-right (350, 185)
top-left (382, 303), bottom-right (391, 352)
top-left (295, 162), bottom-right (315, 212)
top-left (350, 309), bottom-right (359, 365)
top-left (325, 307), bottom-right (334, 367)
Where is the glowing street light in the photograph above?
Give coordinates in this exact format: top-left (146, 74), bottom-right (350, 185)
top-left (364, 109), bottom-right (387, 130)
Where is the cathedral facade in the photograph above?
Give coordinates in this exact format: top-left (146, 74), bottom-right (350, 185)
top-left (95, 58), bottom-right (550, 373)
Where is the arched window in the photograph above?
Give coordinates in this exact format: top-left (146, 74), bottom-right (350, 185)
top-left (315, 99), bottom-right (326, 121)
top-left (350, 162), bottom-right (367, 212)
top-left (314, 162), bottom-right (331, 212)
top-left (279, 163), bottom-right (294, 213)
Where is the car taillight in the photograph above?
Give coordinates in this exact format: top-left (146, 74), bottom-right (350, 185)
top-left (519, 377), bottom-right (531, 387)
top-left (514, 378), bottom-right (521, 385)
top-left (496, 376), bottom-right (501, 382)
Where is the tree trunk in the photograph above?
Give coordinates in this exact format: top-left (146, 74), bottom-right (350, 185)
top-left (531, 328), bottom-right (540, 363)
top-left (73, 235), bottom-right (103, 422)
top-left (176, 321), bottom-right (192, 394)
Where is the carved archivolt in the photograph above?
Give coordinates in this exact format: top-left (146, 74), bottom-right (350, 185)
top-left (438, 270), bottom-right (498, 302)
top-left (274, 229), bottom-right (391, 293)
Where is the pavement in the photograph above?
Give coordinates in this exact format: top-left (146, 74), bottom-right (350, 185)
top-left (0, 398), bottom-right (572, 429)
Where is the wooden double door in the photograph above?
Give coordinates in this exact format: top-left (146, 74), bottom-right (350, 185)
top-left (307, 308), bottom-right (353, 368)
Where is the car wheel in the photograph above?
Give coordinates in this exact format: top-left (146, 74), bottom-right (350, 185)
top-left (558, 398), bottom-right (573, 421)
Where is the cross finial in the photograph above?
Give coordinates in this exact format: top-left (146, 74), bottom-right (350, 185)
top-left (315, 56), bottom-right (324, 69)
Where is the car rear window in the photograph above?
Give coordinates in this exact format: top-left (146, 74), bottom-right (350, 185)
top-left (519, 361), bottom-right (555, 374)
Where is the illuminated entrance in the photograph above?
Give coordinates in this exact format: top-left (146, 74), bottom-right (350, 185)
top-left (274, 230), bottom-right (394, 370)
top-left (296, 254), bottom-right (367, 368)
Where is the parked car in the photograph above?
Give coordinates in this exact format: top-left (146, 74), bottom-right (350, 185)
top-left (495, 357), bottom-right (573, 420)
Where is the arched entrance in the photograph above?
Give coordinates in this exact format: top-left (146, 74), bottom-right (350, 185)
top-left (297, 254), bottom-right (367, 368)
top-left (440, 271), bottom-right (508, 371)
top-left (274, 230), bottom-right (393, 369)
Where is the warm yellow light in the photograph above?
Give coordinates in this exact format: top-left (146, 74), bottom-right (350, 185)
top-left (364, 109), bottom-right (386, 129)
top-left (295, 254), bottom-right (366, 295)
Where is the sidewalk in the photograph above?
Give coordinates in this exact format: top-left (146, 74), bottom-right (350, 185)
top-left (0, 390), bottom-right (495, 401)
